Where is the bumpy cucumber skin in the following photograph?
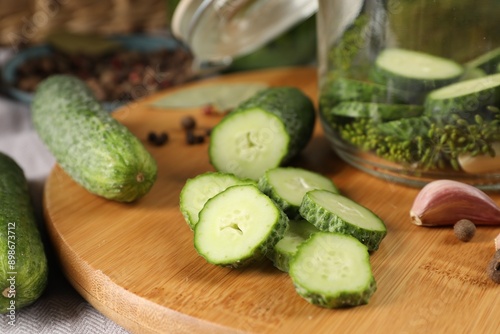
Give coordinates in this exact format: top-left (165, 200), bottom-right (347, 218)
top-left (179, 172), bottom-right (256, 230)
top-left (0, 153), bottom-right (48, 313)
top-left (194, 185), bottom-right (289, 268)
top-left (209, 87), bottom-right (316, 179)
top-left (299, 190), bottom-right (386, 251)
top-left (258, 167), bottom-right (339, 220)
top-left (267, 219), bottom-right (319, 272)
top-left (290, 232), bottom-right (377, 308)
top-left (32, 75), bottom-right (157, 202)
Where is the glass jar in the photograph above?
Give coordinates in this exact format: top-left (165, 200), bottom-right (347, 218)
top-left (317, 0), bottom-right (500, 189)
top-left (170, 0), bottom-right (317, 73)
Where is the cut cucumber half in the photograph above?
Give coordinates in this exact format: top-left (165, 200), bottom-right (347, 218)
top-left (289, 232), bottom-right (377, 308)
top-left (374, 48), bottom-right (464, 91)
top-left (194, 184), bottom-right (289, 268)
top-left (179, 172), bottom-right (256, 230)
top-left (465, 47), bottom-right (500, 75)
top-left (209, 87), bottom-right (316, 180)
top-left (299, 190), bottom-right (387, 251)
top-left (324, 101), bottom-right (424, 122)
top-left (425, 73), bottom-right (500, 117)
top-left (268, 219), bottom-right (319, 272)
top-left (258, 167), bottom-right (339, 219)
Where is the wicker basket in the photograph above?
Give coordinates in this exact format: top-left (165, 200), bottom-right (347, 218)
top-left (0, 0), bottom-right (170, 47)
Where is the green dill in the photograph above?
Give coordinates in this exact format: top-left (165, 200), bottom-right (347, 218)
top-left (326, 106), bottom-right (500, 171)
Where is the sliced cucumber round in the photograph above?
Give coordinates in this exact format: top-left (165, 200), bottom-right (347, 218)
top-left (324, 101), bottom-right (424, 122)
top-left (425, 73), bottom-right (500, 117)
top-left (374, 48), bottom-right (464, 91)
top-left (268, 219), bottom-right (319, 273)
top-left (179, 172), bottom-right (256, 230)
top-left (258, 167), bottom-right (339, 219)
top-left (194, 184), bottom-right (289, 268)
top-left (289, 232), bottom-right (377, 308)
top-left (299, 190), bottom-right (387, 251)
top-left (465, 47), bottom-right (500, 75)
top-left (209, 87), bottom-right (315, 180)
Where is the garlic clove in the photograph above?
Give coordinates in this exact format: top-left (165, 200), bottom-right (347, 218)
top-left (495, 233), bottom-right (500, 251)
top-left (410, 179), bottom-right (500, 226)
top-left (458, 142), bottom-right (500, 174)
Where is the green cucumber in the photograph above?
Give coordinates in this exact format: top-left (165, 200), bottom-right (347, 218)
top-left (299, 190), bottom-right (387, 251)
top-left (258, 167), bottom-right (339, 219)
top-left (268, 219), bottom-right (319, 273)
top-left (373, 48), bottom-right (464, 91)
top-left (32, 75), bottom-right (157, 202)
top-left (209, 87), bottom-right (315, 180)
top-left (465, 47), bottom-right (500, 75)
top-left (289, 232), bottom-right (377, 308)
top-left (0, 152), bottom-right (48, 314)
top-left (179, 172), bottom-right (256, 230)
top-left (425, 73), bottom-right (500, 117)
top-left (320, 77), bottom-right (404, 108)
top-left (194, 184), bottom-right (289, 268)
top-left (324, 102), bottom-right (424, 122)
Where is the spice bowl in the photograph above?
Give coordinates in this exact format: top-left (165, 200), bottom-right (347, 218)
top-left (2, 34), bottom-right (193, 111)
top-left (317, 0), bottom-right (500, 189)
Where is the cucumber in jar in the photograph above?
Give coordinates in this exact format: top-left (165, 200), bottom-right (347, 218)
top-left (373, 48), bottom-right (464, 93)
top-left (425, 73), bottom-right (500, 118)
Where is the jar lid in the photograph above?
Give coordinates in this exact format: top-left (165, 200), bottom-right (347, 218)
top-left (171, 0), bottom-right (318, 69)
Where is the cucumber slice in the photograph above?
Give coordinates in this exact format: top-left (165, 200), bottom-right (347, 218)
top-left (289, 232), bottom-right (377, 308)
top-left (268, 219), bottom-right (319, 272)
top-left (465, 47), bottom-right (500, 75)
top-left (258, 167), bottom-right (339, 219)
top-left (299, 190), bottom-right (387, 251)
top-left (209, 87), bottom-right (316, 180)
top-left (425, 73), bottom-right (500, 117)
top-left (320, 77), bottom-right (404, 108)
top-left (374, 48), bottom-right (464, 91)
top-left (179, 172), bottom-right (256, 230)
top-left (194, 184), bottom-right (289, 268)
top-left (324, 101), bottom-right (424, 122)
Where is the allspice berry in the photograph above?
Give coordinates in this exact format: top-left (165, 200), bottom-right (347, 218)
top-left (453, 219), bottom-right (476, 242)
top-left (487, 250), bottom-right (500, 284)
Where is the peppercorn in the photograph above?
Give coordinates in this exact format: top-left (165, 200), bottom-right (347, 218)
top-left (453, 219), bottom-right (476, 242)
top-left (186, 131), bottom-right (205, 145)
top-left (487, 250), bottom-right (500, 284)
top-left (147, 131), bottom-right (169, 146)
top-left (181, 116), bottom-right (196, 131)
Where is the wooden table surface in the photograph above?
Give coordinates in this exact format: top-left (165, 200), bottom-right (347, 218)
top-left (43, 67), bottom-right (500, 334)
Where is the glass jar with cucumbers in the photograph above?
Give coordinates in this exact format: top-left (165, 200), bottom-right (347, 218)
top-left (317, 0), bottom-right (500, 189)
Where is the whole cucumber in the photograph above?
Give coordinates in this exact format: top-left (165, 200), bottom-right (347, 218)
top-left (0, 152), bottom-right (48, 314)
top-left (32, 75), bottom-right (157, 202)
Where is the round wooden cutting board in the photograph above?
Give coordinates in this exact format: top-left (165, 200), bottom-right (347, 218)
top-left (44, 67), bottom-right (500, 334)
